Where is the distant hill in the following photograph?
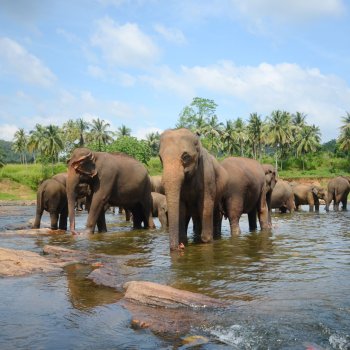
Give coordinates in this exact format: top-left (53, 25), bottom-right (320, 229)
top-left (0, 140), bottom-right (20, 164)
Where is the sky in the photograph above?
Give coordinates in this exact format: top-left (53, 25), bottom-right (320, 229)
top-left (0, 0), bottom-right (350, 143)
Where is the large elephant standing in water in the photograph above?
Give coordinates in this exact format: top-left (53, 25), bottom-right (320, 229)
top-left (326, 176), bottom-right (350, 211)
top-left (221, 157), bottom-right (269, 236)
top-left (271, 179), bottom-right (295, 213)
top-left (66, 148), bottom-right (155, 234)
top-left (159, 128), bottom-right (227, 251)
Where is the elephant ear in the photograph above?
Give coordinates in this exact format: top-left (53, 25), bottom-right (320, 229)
top-left (312, 186), bottom-right (319, 195)
top-left (71, 152), bottom-right (97, 178)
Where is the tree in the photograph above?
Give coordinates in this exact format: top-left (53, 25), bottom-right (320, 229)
top-left (264, 110), bottom-right (294, 171)
top-left (76, 118), bottom-right (90, 147)
top-left (12, 128), bottom-right (28, 165)
top-left (201, 115), bottom-right (223, 154)
top-left (296, 125), bottom-right (321, 170)
top-left (106, 136), bottom-right (152, 164)
top-left (28, 124), bottom-right (47, 162)
top-left (176, 97), bottom-right (218, 134)
top-left (222, 120), bottom-right (236, 155)
top-left (116, 124), bottom-right (131, 138)
top-left (233, 118), bottom-right (247, 157)
top-left (247, 113), bottom-right (264, 160)
top-left (44, 124), bottom-right (64, 171)
top-left (145, 132), bottom-right (160, 157)
top-left (87, 118), bottom-right (114, 151)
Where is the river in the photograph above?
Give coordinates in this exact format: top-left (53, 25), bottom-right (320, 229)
top-left (0, 204), bottom-right (349, 349)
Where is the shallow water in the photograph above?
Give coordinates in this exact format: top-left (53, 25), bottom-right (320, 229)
top-left (0, 205), bottom-right (350, 349)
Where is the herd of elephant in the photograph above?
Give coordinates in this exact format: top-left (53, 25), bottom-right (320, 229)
top-left (33, 128), bottom-right (350, 251)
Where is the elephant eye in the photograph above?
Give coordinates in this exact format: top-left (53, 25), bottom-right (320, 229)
top-left (181, 152), bottom-right (192, 165)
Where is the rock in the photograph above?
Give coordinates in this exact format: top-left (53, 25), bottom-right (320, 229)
top-left (0, 247), bottom-right (62, 277)
top-left (123, 280), bottom-right (226, 308)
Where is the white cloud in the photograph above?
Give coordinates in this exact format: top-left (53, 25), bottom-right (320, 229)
top-left (141, 61), bottom-right (350, 140)
top-left (133, 126), bottom-right (163, 140)
top-left (154, 24), bottom-right (187, 45)
top-left (0, 37), bottom-right (56, 87)
top-left (91, 17), bottom-right (160, 68)
top-left (0, 124), bottom-right (19, 141)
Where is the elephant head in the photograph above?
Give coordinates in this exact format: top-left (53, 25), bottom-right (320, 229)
top-left (66, 148), bottom-right (97, 233)
top-left (262, 164), bottom-right (277, 194)
top-left (159, 128), bottom-right (201, 250)
top-left (312, 185), bottom-right (327, 201)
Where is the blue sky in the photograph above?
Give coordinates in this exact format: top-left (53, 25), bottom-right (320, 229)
top-left (0, 0), bottom-right (349, 143)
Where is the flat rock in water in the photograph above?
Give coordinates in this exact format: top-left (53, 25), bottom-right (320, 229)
top-left (0, 247), bottom-right (62, 277)
top-left (123, 280), bottom-right (226, 308)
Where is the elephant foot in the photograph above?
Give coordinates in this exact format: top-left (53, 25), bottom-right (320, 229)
top-left (200, 233), bottom-right (212, 243)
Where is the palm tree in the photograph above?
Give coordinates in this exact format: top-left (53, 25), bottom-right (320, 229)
top-left (247, 113), bottom-right (264, 160)
top-left (116, 124), bottom-right (131, 138)
top-left (76, 118), bottom-right (90, 147)
top-left (12, 128), bottom-right (28, 164)
top-left (88, 118), bottom-right (114, 151)
top-left (265, 110), bottom-right (294, 171)
top-left (296, 125), bottom-right (321, 170)
top-left (28, 124), bottom-right (47, 162)
top-left (233, 118), bottom-right (247, 157)
top-left (145, 132), bottom-right (160, 156)
top-left (222, 120), bottom-right (236, 155)
top-left (202, 115), bottom-right (223, 154)
top-left (44, 124), bottom-right (64, 172)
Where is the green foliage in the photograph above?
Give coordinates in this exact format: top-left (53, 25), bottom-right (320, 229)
top-left (147, 157), bottom-right (162, 175)
top-left (0, 163), bottom-right (67, 191)
top-left (106, 136), bottom-right (152, 164)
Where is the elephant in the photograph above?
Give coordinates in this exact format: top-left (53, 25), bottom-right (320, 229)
top-left (325, 176), bottom-right (350, 211)
top-left (261, 164), bottom-right (277, 225)
top-left (159, 128), bottom-right (228, 251)
top-left (292, 183), bottom-right (327, 211)
top-left (220, 157), bottom-right (269, 236)
top-left (271, 179), bottom-right (295, 213)
top-left (66, 148), bottom-right (155, 234)
top-left (33, 172), bottom-right (68, 230)
top-left (151, 192), bottom-right (168, 228)
top-left (75, 183), bottom-right (91, 211)
top-left (150, 175), bottom-right (165, 194)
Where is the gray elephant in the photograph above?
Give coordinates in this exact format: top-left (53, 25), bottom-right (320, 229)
top-left (292, 183), bottom-right (327, 211)
top-left (150, 175), bottom-right (165, 194)
top-left (159, 128), bottom-right (228, 250)
top-left (221, 157), bottom-right (269, 236)
top-left (261, 164), bottom-right (277, 225)
top-left (33, 173), bottom-right (68, 230)
top-left (325, 176), bottom-right (350, 211)
top-left (151, 192), bottom-right (168, 228)
top-left (66, 148), bottom-right (155, 234)
top-left (271, 179), bottom-right (295, 213)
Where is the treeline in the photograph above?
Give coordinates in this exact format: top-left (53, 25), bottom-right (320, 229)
top-left (2, 97), bottom-right (350, 173)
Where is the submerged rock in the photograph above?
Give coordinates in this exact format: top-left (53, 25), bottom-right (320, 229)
top-left (123, 280), bottom-right (226, 308)
top-left (0, 247), bottom-right (62, 277)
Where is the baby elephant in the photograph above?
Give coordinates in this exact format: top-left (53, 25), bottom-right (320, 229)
top-left (33, 173), bottom-right (68, 230)
top-left (151, 192), bottom-right (168, 229)
top-left (292, 183), bottom-right (327, 212)
top-left (271, 179), bottom-right (295, 213)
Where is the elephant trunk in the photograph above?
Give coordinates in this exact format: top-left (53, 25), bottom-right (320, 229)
top-left (162, 161), bottom-right (184, 251)
top-left (67, 167), bottom-right (79, 233)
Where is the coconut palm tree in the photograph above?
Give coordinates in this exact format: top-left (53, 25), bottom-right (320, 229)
top-left (296, 125), bottom-right (321, 170)
top-left (44, 124), bottom-right (64, 171)
top-left (116, 124), bottom-right (131, 138)
top-left (88, 118), bottom-right (114, 151)
top-left (233, 118), bottom-right (247, 157)
top-left (28, 124), bottom-right (47, 162)
top-left (222, 120), bottom-right (237, 155)
top-left (202, 115), bottom-right (223, 154)
top-left (76, 118), bottom-right (90, 147)
top-left (12, 128), bottom-right (28, 164)
top-left (265, 110), bottom-right (294, 171)
top-left (247, 113), bottom-right (264, 160)
top-left (338, 114), bottom-right (350, 156)
top-left (145, 132), bottom-right (160, 156)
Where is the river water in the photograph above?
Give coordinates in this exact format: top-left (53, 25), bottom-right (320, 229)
top-left (0, 205), bottom-right (350, 349)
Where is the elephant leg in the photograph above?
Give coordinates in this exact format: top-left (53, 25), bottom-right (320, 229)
top-left (58, 207), bottom-right (68, 230)
top-left (334, 201), bottom-right (339, 211)
top-left (280, 206), bottom-right (287, 214)
top-left (213, 207), bottom-right (222, 239)
top-left (125, 209), bottom-right (131, 221)
top-left (225, 199), bottom-right (242, 236)
top-left (158, 209), bottom-right (168, 229)
top-left (33, 209), bottom-right (43, 229)
top-left (85, 195), bottom-right (109, 233)
top-left (96, 210), bottom-right (107, 233)
top-left (131, 205), bottom-right (143, 229)
top-left (341, 199), bottom-right (347, 211)
top-left (50, 212), bottom-right (59, 230)
top-left (248, 209), bottom-right (257, 231)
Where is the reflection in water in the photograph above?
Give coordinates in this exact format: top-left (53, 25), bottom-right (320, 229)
top-left (0, 205), bottom-right (350, 349)
top-left (64, 264), bottom-right (122, 310)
